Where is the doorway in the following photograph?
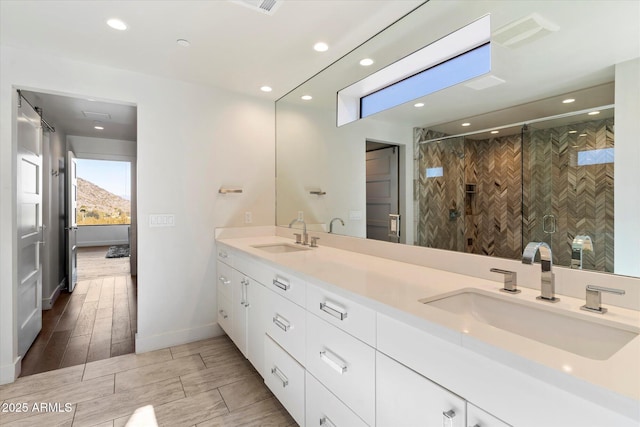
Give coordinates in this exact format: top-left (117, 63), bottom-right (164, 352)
top-left (16, 89), bottom-right (138, 376)
top-left (365, 141), bottom-right (401, 243)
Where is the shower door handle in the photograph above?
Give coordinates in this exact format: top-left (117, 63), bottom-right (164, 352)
top-left (543, 214), bottom-right (556, 234)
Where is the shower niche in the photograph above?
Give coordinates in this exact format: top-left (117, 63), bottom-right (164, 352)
top-left (415, 108), bottom-right (615, 272)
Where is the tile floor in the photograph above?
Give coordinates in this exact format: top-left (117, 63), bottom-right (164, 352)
top-left (0, 335), bottom-right (295, 426)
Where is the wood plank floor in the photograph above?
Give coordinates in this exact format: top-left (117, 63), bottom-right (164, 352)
top-left (0, 336), bottom-right (296, 426)
top-left (19, 246), bottom-right (136, 377)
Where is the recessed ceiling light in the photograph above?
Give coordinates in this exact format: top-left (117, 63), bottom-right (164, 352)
top-left (359, 58), bottom-right (374, 66)
top-left (301, 95), bottom-right (312, 101)
top-left (461, 122), bottom-right (471, 127)
top-left (491, 130), bottom-right (499, 134)
top-left (588, 111), bottom-right (600, 115)
top-left (313, 42), bottom-right (329, 52)
top-left (260, 86), bottom-right (273, 92)
top-left (562, 98), bottom-right (575, 104)
top-left (414, 102), bottom-right (424, 108)
top-left (176, 39), bottom-right (190, 47)
top-left (107, 18), bottom-right (127, 31)
top-left (568, 130), bottom-right (577, 134)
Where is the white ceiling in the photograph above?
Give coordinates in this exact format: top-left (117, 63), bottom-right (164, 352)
top-left (0, 0), bottom-right (423, 99)
top-left (1, 0), bottom-right (423, 141)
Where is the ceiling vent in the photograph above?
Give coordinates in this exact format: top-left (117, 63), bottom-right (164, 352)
top-left (230, 0), bottom-right (282, 15)
top-left (82, 111), bottom-right (111, 120)
top-left (493, 13), bottom-right (559, 48)
top-left (465, 74), bottom-right (506, 90)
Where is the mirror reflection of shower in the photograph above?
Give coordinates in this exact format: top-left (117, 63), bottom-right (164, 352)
top-left (415, 106), bottom-right (614, 272)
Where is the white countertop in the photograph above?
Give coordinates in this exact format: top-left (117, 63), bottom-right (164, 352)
top-left (216, 234), bottom-right (640, 418)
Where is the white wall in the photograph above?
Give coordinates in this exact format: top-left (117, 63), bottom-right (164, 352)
top-left (614, 58), bottom-right (640, 277)
top-left (0, 46), bottom-right (275, 384)
top-left (276, 102), bottom-right (413, 242)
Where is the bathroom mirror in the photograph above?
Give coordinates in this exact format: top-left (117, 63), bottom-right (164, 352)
top-left (275, 0), bottom-right (640, 277)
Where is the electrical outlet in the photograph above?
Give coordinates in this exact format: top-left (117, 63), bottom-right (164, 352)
top-left (297, 211), bottom-right (304, 221)
top-left (244, 211), bottom-right (252, 224)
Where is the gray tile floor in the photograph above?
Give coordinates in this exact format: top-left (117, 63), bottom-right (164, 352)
top-left (0, 336), bottom-right (295, 426)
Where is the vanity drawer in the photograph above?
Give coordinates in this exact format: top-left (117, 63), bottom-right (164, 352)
top-left (306, 283), bottom-right (376, 346)
top-left (216, 261), bottom-right (233, 300)
top-left (264, 335), bottom-right (305, 426)
top-left (217, 294), bottom-right (232, 336)
top-left (257, 265), bottom-right (307, 308)
top-left (306, 312), bottom-right (375, 426)
top-left (265, 288), bottom-right (306, 365)
top-left (216, 244), bottom-right (233, 266)
top-left (306, 371), bottom-right (369, 427)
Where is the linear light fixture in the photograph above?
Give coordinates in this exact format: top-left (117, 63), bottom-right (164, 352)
top-left (337, 15), bottom-right (491, 126)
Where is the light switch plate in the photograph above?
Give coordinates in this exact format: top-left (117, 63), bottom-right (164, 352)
top-left (149, 214), bottom-right (175, 227)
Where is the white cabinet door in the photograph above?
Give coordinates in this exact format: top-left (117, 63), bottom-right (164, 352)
top-left (246, 276), bottom-right (266, 377)
top-left (467, 403), bottom-right (511, 427)
top-left (231, 269), bottom-right (248, 356)
top-left (376, 352), bottom-right (465, 427)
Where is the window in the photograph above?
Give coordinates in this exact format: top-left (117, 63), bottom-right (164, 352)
top-left (76, 159), bottom-right (131, 225)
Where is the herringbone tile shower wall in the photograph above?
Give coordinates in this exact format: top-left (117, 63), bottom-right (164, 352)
top-left (416, 117), bottom-right (614, 272)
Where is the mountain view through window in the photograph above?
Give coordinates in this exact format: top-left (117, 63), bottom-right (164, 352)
top-left (76, 159), bottom-right (131, 225)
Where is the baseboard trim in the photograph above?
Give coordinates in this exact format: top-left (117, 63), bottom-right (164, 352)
top-left (134, 323), bottom-right (224, 354)
top-left (42, 279), bottom-right (65, 310)
top-left (0, 356), bottom-right (21, 385)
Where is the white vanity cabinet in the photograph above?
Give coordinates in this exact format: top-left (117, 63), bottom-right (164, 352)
top-left (305, 371), bottom-right (368, 427)
top-left (376, 351), bottom-right (466, 427)
top-left (217, 247), bottom-right (267, 377)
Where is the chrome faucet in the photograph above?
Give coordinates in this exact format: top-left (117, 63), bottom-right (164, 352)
top-left (571, 235), bottom-right (593, 269)
top-left (522, 241), bottom-right (559, 302)
top-left (289, 218), bottom-right (308, 245)
top-left (329, 217), bottom-right (345, 233)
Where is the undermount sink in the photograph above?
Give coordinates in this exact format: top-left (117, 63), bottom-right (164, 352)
top-left (251, 243), bottom-right (311, 254)
top-left (420, 289), bottom-right (638, 360)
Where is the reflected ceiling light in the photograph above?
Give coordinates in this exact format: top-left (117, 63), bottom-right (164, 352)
top-left (490, 130), bottom-right (499, 134)
top-left (301, 95), bottom-right (312, 101)
top-left (94, 121), bottom-right (104, 130)
top-left (359, 58), bottom-right (374, 66)
top-left (414, 102), bottom-right (424, 107)
top-left (568, 130), bottom-right (577, 134)
top-left (313, 42), bottom-right (329, 52)
top-left (579, 133), bottom-right (587, 137)
top-left (260, 86), bottom-right (273, 92)
top-left (461, 122), bottom-right (471, 127)
top-left (176, 39), bottom-right (191, 47)
top-left (588, 111), bottom-right (600, 115)
top-left (107, 18), bottom-right (127, 31)
top-left (562, 98), bottom-right (575, 104)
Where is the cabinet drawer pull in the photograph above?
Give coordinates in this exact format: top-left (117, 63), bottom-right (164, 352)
top-left (320, 416), bottom-right (337, 427)
top-left (218, 250), bottom-right (228, 258)
top-left (319, 349), bottom-right (347, 374)
top-left (270, 366), bottom-right (289, 388)
top-left (218, 309), bottom-right (228, 319)
top-left (319, 301), bottom-right (348, 320)
top-left (218, 276), bottom-right (230, 285)
top-left (442, 409), bottom-right (456, 427)
top-left (273, 276), bottom-right (290, 291)
top-left (272, 314), bottom-right (291, 332)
